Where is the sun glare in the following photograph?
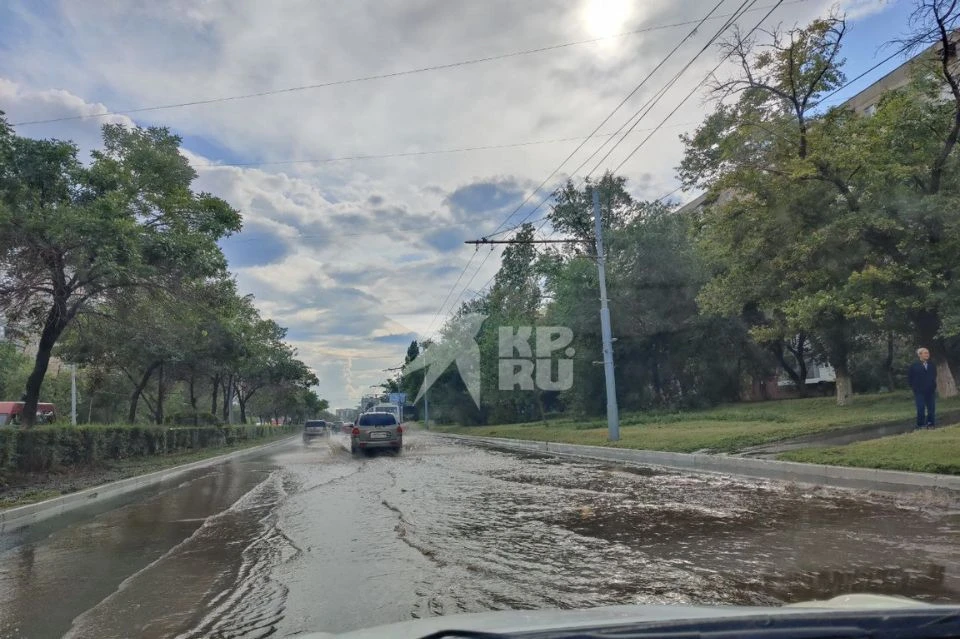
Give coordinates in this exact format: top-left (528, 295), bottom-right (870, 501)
top-left (582, 0), bottom-right (634, 39)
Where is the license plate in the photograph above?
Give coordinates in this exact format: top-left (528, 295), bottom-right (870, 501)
top-left (369, 432), bottom-right (388, 439)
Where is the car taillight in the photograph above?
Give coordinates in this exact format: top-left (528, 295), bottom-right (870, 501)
top-left (352, 427), bottom-right (360, 436)
top-left (396, 426), bottom-right (403, 434)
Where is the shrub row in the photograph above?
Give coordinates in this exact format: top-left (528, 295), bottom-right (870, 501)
top-left (0, 424), bottom-right (297, 473)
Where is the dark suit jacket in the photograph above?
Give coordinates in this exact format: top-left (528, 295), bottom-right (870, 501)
top-left (908, 360), bottom-right (937, 394)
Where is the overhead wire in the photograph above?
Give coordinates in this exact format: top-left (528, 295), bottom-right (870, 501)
top-left (11, 0), bottom-right (808, 128)
top-left (481, 0), bottom-right (732, 240)
top-left (451, 0), bottom-right (767, 312)
top-left (492, 0), bottom-right (762, 243)
top-left (420, 0), bottom-right (737, 336)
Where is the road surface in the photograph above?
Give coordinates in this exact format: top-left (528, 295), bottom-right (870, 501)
top-left (1, 433), bottom-right (958, 638)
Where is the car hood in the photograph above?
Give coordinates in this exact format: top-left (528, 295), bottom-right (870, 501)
top-left (299, 594), bottom-right (948, 639)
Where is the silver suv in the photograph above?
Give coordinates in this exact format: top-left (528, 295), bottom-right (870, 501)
top-left (351, 412), bottom-right (402, 454)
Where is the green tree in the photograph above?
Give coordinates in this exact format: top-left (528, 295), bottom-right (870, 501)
top-left (0, 121), bottom-right (241, 425)
top-left (680, 17), bottom-right (877, 405)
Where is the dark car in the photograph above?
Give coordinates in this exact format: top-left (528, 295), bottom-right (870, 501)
top-left (350, 412), bottom-right (402, 454)
top-left (303, 419), bottom-right (328, 442)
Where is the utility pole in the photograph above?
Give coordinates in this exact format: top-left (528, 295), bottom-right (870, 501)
top-left (424, 389), bottom-right (429, 430)
top-left (593, 189), bottom-right (620, 441)
top-left (71, 364), bottom-right (77, 426)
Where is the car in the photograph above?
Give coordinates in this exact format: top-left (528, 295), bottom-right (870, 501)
top-left (302, 419), bottom-right (328, 441)
top-left (350, 411), bottom-right (402, 455)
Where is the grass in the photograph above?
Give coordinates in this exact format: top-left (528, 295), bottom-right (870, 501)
top-left (434, 391), bottom-right (960, 453)
top-left (778, 425), bottom-right (960, 475)
top-left (0, 430), bottom-right (295, 511)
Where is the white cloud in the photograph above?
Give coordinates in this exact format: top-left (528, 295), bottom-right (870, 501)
top-left (834, 0), bottom-right (896, 20)
top-left (0, 0), bottom-right (880, 406)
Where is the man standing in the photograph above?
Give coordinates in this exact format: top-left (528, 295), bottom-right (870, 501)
top-left (908, 347), bottom-right (937, 428)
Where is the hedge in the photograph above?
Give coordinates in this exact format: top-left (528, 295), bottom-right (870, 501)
top-left (0, 424), bottom-right (297, 474)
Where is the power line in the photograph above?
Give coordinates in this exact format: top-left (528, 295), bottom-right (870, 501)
top-left (421, 249), bottom-right (481, 341)
top-left (11, 1), bottom-right (807, 128)
top-left (482, 0), bottom-right (733, 241)
top-left (613, 1), bottom-right (912, 174)
top-left (436, 246), bottom-right (498, 334)
top-left (189, 123), bottom-right (696, 169)
top-left (419, 0), bottom-right (735, 337)
top-left (586, 0), bottom-right (761, 179)
top-left (491, 0), bottom-right (761, 242)
top-left (530, 0), bottom-right (778, 241)
top-left (455, 3), bottom-right (908, 309)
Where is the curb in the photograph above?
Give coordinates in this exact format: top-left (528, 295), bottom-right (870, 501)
top-left (0, 435), bottom-right (297, 533)
top-left (431, 433), bottom-right (960, 495)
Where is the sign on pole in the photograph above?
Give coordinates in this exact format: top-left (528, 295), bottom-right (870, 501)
top-left (388, 392), bottom-right (406, 405)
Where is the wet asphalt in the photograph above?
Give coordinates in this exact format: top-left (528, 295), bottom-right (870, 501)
top-left (1, 432), bottom-right (958, 638)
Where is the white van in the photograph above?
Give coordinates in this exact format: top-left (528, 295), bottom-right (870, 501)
top-left (371, 403), bottom-right (400, 421)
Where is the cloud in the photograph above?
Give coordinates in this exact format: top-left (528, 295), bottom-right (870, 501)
top-left (445, 178), bottom-right (525, 217)
top-left (219, 220), bottom-right (295, 268)
top-left (0, 0), bottom-right (847, 407)
top-left (836, 0), bottom-right (896, 20)
top-left (372, 332), bottom-right (419, 346)
top-left (424, 227), bottom-right (467, 253)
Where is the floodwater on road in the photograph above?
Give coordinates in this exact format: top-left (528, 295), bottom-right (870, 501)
top-left (1, 433), bottom-right (958, 638)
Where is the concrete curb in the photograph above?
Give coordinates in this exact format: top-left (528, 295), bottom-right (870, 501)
top-left (0, 435), bottom-right (297, 532)
top-left (431, 433), bottom-right (960, 495)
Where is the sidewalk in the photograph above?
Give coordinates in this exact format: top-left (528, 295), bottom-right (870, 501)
top-left (736, 409), bottom-right (960, 457)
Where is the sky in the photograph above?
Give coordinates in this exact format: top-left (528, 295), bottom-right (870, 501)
top-left (0, 0), bottom-right (912, 409)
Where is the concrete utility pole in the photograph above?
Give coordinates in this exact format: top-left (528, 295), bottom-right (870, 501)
top-left (593, 189), bottom-right (620, 441)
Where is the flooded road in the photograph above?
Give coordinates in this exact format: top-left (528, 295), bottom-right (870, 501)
top-left (1, 433), bottom-right (958, 637)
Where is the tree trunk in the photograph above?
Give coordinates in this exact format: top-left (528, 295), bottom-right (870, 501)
top-left (831, 352), bottom-right (853, 406)
top-left (21, 304), bottom-right (69, 427)
top-left (155, 362), bottom-right (165, 425)
top-left (238, 394), bottom-right (247, 424)
top-left (784, 334), bottom-right (809, 398)
top-left (188, 373), bottom-right (199, 426)
top-left (835, 369), bottom-right (853, 406)
top-left (128, 362), bottom-right (160, 423)
top-left (650, 343), bottom-right (664, 404)
top-left (222, 375), bottom-right (232, 422)
top-left (913, 310), bottom-right (959, 398)
top-left (884, 332), bottom-right (896, 392)
top-left (211, 374), bottom-right (220, 416)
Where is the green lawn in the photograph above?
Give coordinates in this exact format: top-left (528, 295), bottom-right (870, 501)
top-left (778, 425), bottom-right (960, 475)
top-left (434, 392), bottom-right (960, 453)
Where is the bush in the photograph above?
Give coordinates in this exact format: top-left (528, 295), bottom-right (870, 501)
top-left (164, 411), bottom-right (224, 426)
top-left (0, 424), bottom-right (296, 474)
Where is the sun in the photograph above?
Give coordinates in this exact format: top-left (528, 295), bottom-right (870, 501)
top-left (582, 0), bottom-right (634, 39)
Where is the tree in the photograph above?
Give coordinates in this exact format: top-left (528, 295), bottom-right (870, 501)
top-left (549, 172), bottom-right (635, 255)
top-left (0, 121), bottom-right (241, 425)
top-left (680, 17), bottom-right (882, 405)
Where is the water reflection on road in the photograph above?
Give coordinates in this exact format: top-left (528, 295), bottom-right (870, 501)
top-left (1, 434), bottom-right (957, 638)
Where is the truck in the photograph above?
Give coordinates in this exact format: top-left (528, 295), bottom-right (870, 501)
top-left (0, 402), bottom-right (58, 426)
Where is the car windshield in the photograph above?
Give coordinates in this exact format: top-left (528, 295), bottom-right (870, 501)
top-left (4, 1), bottom-right (960, 637)
top-left (358, 413), bottom-right (397, 426)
